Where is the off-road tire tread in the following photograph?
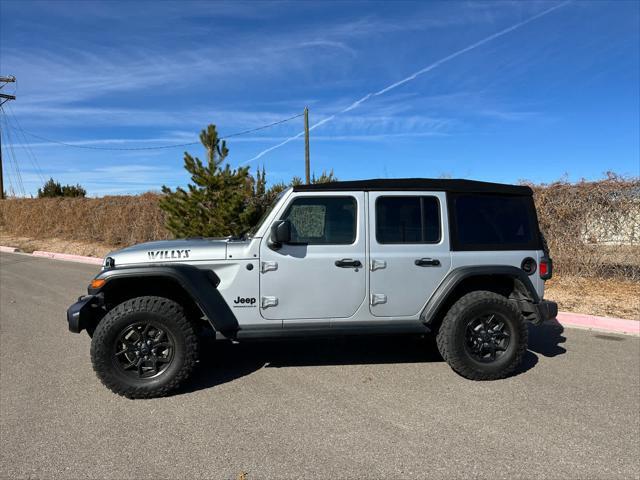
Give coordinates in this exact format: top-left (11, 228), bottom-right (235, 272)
top-left (91, 296), bottom-right (199, 399)
top-left (436, 291), bottom-right (527, 380)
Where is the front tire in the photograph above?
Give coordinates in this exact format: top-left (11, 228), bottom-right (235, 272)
top-left (90, 296), bottom-right (199, 399)
top-left (436, 291), bottom-right (527, 380)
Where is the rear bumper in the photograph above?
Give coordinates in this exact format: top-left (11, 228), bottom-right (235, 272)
top-left (533, 300), bottom-right (558, 325)
top-left (67, 294), bottom-right (103, 333)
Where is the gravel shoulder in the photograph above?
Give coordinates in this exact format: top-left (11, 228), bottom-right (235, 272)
top-left (0, 233), bottom-right (113, 258)
top-left (545, 275), bottom-right (640, 319)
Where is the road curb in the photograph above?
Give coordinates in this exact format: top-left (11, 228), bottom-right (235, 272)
top-left (0, 245), bottom-right (20, 253)
top-left (555, 312), bottom-right (639, 336)
top-left (31, 250), bottom-right (103, 265)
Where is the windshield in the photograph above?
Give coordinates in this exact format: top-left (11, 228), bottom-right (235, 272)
top-left (245, 188), bottom-right (289, 238)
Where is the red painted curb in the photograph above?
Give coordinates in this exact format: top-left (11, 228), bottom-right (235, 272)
top-left (555, 312), bottom-right (639, 336)
top-left (0, 245), bottom-right (20, 253)
top-left (31, 251), bottom-right (103, 265)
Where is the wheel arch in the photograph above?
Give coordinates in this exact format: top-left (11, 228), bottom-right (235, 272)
top-left (421, 266), bottom-right (539, 328)
top-left (90, 264), bottom-right (239, 336)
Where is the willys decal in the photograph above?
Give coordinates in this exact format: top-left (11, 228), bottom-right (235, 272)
top-left (147, 249), bottom-right (191, 260)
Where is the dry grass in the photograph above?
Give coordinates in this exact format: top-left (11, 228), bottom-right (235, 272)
top-left (1, 177), bottom-right (638, 280)
top-left (545, 276), bottom-right (640, 320)
top-left (530, 174), bottom-right (640, 280)
top-left (0, 193), bottom-right (169, 247)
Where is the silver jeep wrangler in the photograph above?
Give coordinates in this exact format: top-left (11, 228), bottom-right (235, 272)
top-left (67, 178), bottom-right (557, 398)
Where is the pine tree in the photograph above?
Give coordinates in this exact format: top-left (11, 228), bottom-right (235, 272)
top-left (160, 125), bottom-right (258, 238)
top-left (38, 178), bottom-right (63, 197)
top-left (38, 178), bottom-right (86, 198)
top-left (289, 169), bottom-right (337, 187)
top-left (240, 166), bottom-right (270, 229)
top-left (311, 169), bottom-right (337, 184)
top-left (159, 124), bottom-right (339, 238)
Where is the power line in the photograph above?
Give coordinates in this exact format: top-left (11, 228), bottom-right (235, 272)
top-left (0, 74), bottom-right (17, 198)
top-left (0, 126), bottom-right (13, 196)
top-left (13, 112), bottom-right (304, 151)
top-left (0, 111), bottom-right (26, 196)
top-left (17, 131), bottom-right (201, 151)
top-left (5, 104), bottom-right (45, 184)
top-left (2, 115), bottom-right (26, 196)
top-left (221, 112), bottom-right (304, 139)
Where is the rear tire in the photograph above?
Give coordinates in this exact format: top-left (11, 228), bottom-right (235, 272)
top-left (90, 296), bottom-right (199, 399)
top-left (436, 291), bottom-right (527, 380)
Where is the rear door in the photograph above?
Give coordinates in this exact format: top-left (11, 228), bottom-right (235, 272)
top-left (368, 191), bottom-right (451, 317)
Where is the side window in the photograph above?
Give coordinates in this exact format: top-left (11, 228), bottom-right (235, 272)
top-left (451, 193), bottom-right (538, 250)
top-left (282, 196), bottom-right (356, 244)
top-left (376, 196), bottom-right (440, 244)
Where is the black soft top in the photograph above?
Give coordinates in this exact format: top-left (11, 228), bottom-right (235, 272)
top-left (293, 178), bottom-right (532, 196)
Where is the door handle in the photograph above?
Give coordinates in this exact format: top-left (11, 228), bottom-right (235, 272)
top-left (415, 258), bottom-right (441, 267)
top-left (335, 258), bottom-right (362, 268)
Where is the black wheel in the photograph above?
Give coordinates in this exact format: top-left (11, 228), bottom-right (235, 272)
top-left (436, 291), bottom-right (527, 380)
top-left (90, 296), bottom-right (199, 399)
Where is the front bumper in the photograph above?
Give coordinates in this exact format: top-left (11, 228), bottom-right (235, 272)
top-left (67, 294), bottom-right (103, 333)
top-left (533, 300), bottom-right (558, 325)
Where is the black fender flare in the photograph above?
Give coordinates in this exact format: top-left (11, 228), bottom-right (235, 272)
top-left (91, 264), bottom-right (239, 335)
top-left (420, 265), bottom-right (540, 324)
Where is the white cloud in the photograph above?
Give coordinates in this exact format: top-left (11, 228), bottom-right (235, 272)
top-left (246, 1), bottom-right (569, 163)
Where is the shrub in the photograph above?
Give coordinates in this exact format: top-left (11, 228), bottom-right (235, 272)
top-left (37, 178), bottom-right (86, 198)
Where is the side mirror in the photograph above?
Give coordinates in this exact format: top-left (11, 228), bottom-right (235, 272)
top-left (269, 220), bottom-right (291, 249)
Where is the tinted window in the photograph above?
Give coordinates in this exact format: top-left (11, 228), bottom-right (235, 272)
top-left (282, 196), bottom-right (356, 244)
top-left (376, 196), bottom-right (440, 244)
top-left (452, 194), bottom-right (538, 250)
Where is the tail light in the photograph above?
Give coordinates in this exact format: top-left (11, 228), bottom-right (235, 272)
top-left (539, 257), bottom-right (553, 280)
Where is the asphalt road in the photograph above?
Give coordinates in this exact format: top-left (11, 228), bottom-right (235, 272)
top-left (1, 251), bottom-right (639, 479)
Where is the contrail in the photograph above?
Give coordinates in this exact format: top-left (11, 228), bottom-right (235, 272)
top-left (244, 0), bottom-right (570, 165)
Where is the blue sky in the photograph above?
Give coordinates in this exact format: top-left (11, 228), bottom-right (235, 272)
top-left (0, 0), bottom-right (638, 196)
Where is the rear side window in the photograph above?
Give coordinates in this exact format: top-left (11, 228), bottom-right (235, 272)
top-left (449, 193), bottom-right (540, 251)
top-left (376, 196), bottom-right (440, 244)
top-left (282, 196), bottom-right (356, 244)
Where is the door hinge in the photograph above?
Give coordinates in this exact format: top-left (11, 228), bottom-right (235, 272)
top-left (260, 261), bottom-right (278, 273)
top-left (370, 293), bottom-right (387, 306)
top-left (370, 259), bottom-right (387, 271)
top-left (261, 296), bottom-right (278, 308)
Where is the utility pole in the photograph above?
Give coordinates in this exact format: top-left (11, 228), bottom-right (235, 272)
top-left (0, 75), bottom-right (16, 199)
top-left (304, 106), bottom-right (310, 184)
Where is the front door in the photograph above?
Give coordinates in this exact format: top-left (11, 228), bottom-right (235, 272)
top-left (259, 192), bottom-right (366, 321)
top-left (368, 191), bottom-right (451, 317)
